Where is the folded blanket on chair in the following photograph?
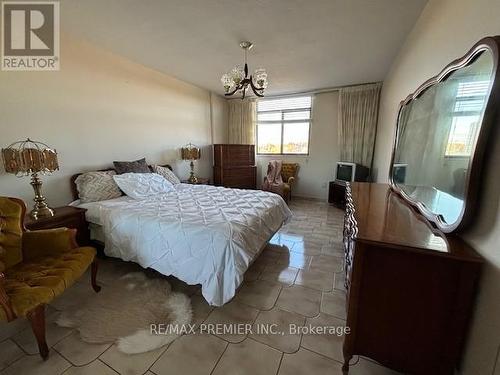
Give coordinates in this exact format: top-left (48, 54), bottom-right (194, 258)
top-left (262, 160), bottom-right (284, 196)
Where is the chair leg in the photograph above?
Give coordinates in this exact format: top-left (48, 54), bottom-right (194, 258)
top-left (91, 258), bottom-right (101, 293)
top-left (27, 304), bottom-right (49, 360)
top-left (284, 190), bottom-right (291, 203)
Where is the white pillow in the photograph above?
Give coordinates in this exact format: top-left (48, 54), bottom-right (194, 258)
top-left (153, 165), bottom-right (180, 185)
top-left (75, 171), bottom-right (123, 203)
top-left (113, 173), bottom-right (174, 199)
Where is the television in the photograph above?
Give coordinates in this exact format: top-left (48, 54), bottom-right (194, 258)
top-left (392, 163), bottom-right (408, 184)
top-left (335, 162), bottom-right (370, 183)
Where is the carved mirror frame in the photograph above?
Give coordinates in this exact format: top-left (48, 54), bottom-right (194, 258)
top-left (389, 36), bottom-right (500, 233)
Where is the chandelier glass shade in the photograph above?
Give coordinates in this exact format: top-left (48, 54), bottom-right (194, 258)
top-left (221, 41), bottom-right (268, 99)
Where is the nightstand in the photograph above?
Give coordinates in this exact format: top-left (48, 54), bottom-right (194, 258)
top-left (328, 181), bottom-right (346, 209)
top-left (24, 206), bottom-right (91, 246)
top-left (181, 178), bottom-right (211, 185)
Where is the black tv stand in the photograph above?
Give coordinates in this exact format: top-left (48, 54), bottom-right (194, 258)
top-left (328, 181), bottom-right (346, 208)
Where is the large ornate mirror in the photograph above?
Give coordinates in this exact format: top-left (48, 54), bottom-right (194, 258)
top-left (390, 36), bottom-right (500, 233)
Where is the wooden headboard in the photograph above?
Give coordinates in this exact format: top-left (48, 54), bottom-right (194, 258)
top-left (70, 164), bottom-right (173, 201)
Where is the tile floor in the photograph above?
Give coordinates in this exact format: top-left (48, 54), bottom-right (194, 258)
top-left (0, 199), bottom-right (402, 375)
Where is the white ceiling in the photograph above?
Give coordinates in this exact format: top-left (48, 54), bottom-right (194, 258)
top-left (62, 0), bottom-right (428, 96)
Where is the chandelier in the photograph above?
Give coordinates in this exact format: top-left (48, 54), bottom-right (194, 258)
top-left (221, 41), bottom-right (268, 99)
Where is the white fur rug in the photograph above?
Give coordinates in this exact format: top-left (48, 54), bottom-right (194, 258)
top-left (57, 272), bottom-right (192, 354)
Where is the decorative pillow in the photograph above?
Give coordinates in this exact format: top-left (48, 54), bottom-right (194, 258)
top-left (113, 173), bottom-right (174, 199)
top-left (113, 158), bottom-right (151, 174)
top-left (153, 165), bottom-right (180, 185)
top-left (75, 171), bottom-right (123, 203)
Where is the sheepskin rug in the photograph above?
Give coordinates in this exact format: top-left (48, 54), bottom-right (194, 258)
top-left (56, 272), bottom-right (192, 354)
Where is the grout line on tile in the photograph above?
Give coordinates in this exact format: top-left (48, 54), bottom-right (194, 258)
top-left (53, 341), bottom-right (112, 368)
top-left (205, 300), bottom-right (262, 345)
top-left (11, 323), bottom-right (73, 357)
top-left (235, 281), bottom-right (284, 312)
top-left (97, 342), bottom-right (115, 359)
top-left (246, 336), bottom-right (288, 355)
top-left (209, 340), bottom-right (230, 375)
top-left (298, 346), bottom-right (345, 366)
top-left (275, 351), bottom-right (285, 375)
top-left (97, 358), bottom-right (120, 374)
top-left (0, 350), bottom-right (27, 373)
top-left (6, 337), bottom-right (26, 356)
top-left (143, 340), bottom-right (174, 374)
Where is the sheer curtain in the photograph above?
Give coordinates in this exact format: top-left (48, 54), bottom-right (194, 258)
top-left (338, 83), bottom-right (382, 170)
top-left (228, 99), bottom-right (256, 144)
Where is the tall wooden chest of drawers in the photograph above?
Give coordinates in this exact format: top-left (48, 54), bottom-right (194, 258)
top-left (213, 144), bottom-right (256, 189)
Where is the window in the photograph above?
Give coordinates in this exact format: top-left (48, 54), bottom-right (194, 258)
top-left (257, 96), bottom-right (312, 154)
top-left (445, 80), bottom-right (489, 157)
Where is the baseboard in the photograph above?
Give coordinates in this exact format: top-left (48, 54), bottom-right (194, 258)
top-left (292, 195), bottom-right (326, 202)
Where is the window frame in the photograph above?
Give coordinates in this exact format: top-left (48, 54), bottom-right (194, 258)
top-left (256, 96), bottom-right (313, 156)
top-left (444, 81), bottom-right (489, 158)
top-left (444, 111), bottom-right (481, 159)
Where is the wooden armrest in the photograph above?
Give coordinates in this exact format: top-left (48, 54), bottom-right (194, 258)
top-left (0, 272), bottom-right (15, 321)
top-left (288, 176), bottom-right (295, 185)
top-left (23, 228), bottom-right (78, 261)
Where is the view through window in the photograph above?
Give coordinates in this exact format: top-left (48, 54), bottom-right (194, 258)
top-left (445, 80), bottom-right (489, 157)
top-left (257, 96), bottom-right (312, 154)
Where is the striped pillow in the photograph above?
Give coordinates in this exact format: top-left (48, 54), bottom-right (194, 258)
top-left (153, 165), bottom-right (180, 185)
top-left (75, 171), bottom-right (123, 203)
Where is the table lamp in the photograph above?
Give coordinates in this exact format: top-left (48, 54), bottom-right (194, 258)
top-left (181, 143), bottom-right (201, 183)
top-left (1, 138), bottom-right (59, 219)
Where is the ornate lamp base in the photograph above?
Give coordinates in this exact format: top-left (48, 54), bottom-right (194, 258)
top-left (30, 206), bottom-right (54, 220)
top-left (188, 161), bottom-right (198, 184)
top-left (30, 173), bottom-right (54, 220)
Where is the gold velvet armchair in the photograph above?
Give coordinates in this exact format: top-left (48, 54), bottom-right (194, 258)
top-left (0, 197), bottom-right (100, 360)
top-left (281, 163), bottom-right (299, 202)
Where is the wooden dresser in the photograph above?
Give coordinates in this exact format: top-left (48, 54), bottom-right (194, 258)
top-left (213, 144), bottom-right (256, 189)
top-left (342, 182), bottom-right (483, 375)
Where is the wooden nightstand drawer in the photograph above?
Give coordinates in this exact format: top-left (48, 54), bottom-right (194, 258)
top-left (24, 206), bottom-right (90, 246)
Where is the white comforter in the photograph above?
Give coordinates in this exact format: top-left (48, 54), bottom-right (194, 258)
top-left (80, 184), bottom-right (291, 306)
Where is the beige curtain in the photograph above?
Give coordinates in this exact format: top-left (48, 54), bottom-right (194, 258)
top-left (338, 83), bottom-right (382, 169)
top-left (228, 99), bottom-right (256, 144)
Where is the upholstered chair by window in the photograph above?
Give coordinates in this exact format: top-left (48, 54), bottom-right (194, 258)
top-left (263, 162), bottom-right (299, 202)
top-left (0, 197), bottom-right (100, 360)
top-left (281, 163), bottom-right (300, 202)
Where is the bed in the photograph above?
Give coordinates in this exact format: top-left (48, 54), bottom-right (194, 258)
top-left (70, 168), bottom-right (292, 306)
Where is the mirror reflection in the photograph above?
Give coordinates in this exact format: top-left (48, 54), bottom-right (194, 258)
top-left (392, 50), bottom-right (493, 226)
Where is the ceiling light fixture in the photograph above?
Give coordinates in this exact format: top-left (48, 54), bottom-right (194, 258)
top-left (221, 41), bottom-right (268, 99)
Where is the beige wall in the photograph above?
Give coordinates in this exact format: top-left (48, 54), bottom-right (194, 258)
top-left (256, 91), bottom-right (340, 200)
top-left (372, 0), bottom-right (500, 373)
top-left (0, 34), bottom-right (227, 208)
